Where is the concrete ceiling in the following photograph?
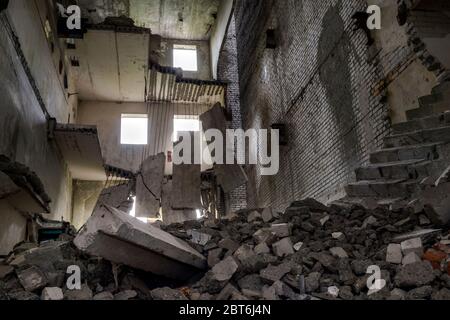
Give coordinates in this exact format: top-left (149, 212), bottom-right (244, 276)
top-left (78, 0), bottom-right (220, 40)
top-left (73, 29), bottom-right (149, 102)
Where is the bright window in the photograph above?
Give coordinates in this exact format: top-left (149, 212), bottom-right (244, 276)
top-left (173, 115), bottom-right (200, 142)
top-left (120, 114), bottom-right (148, 145)
top-left (173, 45), bottom-right (198, 72)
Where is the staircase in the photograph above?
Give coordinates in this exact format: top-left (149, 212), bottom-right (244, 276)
top-left (340, 81), bottom-right (450, 208)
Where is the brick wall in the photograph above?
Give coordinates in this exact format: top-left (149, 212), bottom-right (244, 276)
top-left (232, 0), bottom-right (417, 212)
top-left (217, 14), bottom-right (248, 213)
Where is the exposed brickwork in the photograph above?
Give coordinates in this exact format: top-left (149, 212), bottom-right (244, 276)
top-left (217, 14), bottom-right (247, 213)
top-left (232, 0), bottom-right (420, 212)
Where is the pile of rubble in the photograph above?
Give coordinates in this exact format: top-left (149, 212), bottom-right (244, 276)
top-left (161, 199), bottom-right (450, 300)
top-left (1, 198), bottom-right (449, 300)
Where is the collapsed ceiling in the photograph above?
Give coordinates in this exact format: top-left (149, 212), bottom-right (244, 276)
top-left (77, 0), bottom-right (220, 40)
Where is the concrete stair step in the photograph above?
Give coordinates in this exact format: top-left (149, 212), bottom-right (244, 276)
top-left (384, 126), bottom-right (450, 148)
top-left (406, 101), bottom-right (450, 120)
top-left (345, 179), bottom-right (419, 198)
top-left (369, 142), bottom-right (442, 164)
top-left (393, 112), bottom-right (450, 134)
top-left (355, 159), bottom-right (432, 181)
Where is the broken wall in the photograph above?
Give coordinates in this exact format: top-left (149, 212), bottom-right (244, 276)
top-left (233, 0), bottom-right (439, 212)
top-left (0, 0), bottom-right (75, 251)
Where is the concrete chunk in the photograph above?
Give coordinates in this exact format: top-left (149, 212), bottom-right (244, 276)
top-left (74, 205), bottom-right (207, 280)
top-left (270, 224), bottom-right (292, 238)
top-left (261, 208), bottom-right (274, 223)
top-left (211, 257), bottom-right (239, 282)
top-left (41, 287), bottom-right (63, 301)
top-left (386, 244), bottom-right (403, 264)
top-left (401, 238), bottom-right (424, 257)
top-left (272, 238), bottom-right (294, 257)
top-left (136, 154), bottom-right (165, 218)
top-left (330, 247), bottom-right (349, 259)
top-left (17, 266), bottom-right (48, 292)
top-left (402, 252), bottom-right (422, 266)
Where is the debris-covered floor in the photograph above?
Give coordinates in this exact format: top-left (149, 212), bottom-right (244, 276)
top-left (1, 199), bottom-right (449, 301)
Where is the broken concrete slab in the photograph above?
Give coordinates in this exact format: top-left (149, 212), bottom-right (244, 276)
top-left (260, 262), bottom-right (292, 284)
top-left (136, 153), bottom-right (165, 218)
top-left (74, 205), bottom-right (207, 280)
top-left (17, 266), bottom-right (48, 292)
top-left (247, 211), bottom-right (262, 223)
top-left (172, 164), bottom-right (202, 209)
top-left (255, 242), bottom-right (271, 255)
top-left (96, 183), bottom-right (133, 213)
top-left (41, 287), bottom-right (63, 301)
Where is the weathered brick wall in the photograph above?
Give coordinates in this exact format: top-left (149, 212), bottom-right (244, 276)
top-left (233, 0), bottom-right (417, 212)
top-left (217, 14), bottom-right (248, 213)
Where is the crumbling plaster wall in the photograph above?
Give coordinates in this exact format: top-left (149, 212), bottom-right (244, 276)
top-left (233, 0), bottom-right (439, 212)
top-left (0, 0), bottom-right (75, 252)
top-left (77, 101), bottom-right (211, 174)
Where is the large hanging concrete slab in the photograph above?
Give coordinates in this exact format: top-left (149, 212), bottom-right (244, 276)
top-left (135, 153), bottom-right (165, 218)
top-left (74, 205), bottom-right (207, 280)
top-left (200, 104), bottom-right (248, 193)
top-left (172, 164), bottom-right (202, 209)
top-left (96, 183), bottom-right (133, 212)
top-left (161, 180), bottom-right (198, 224)
top-left (54, 124), bottom-right (106, 181)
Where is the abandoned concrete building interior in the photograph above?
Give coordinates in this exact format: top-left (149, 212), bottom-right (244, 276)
top-left (1, 0), bottom-right (450, 304)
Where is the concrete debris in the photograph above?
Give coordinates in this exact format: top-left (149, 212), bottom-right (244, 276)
top-left (400, 238), bottom-right (424, 257)
top-left (17, 266), bottom-right (48, 292)
top-left (262, 208), bottom-right (274, 223)
top-left (41, 287), bottom-right (64, 300)
top-left (211, 257), bottom-right (239, 282)
top-left (65, 284), bottom-right (93, 300)
top-left (74, 205), bottom-right (207, 280)
top-left (272, 238), bottom-right (295, 257)
top-left (150, 287), bottom-right (188, 300)
top-left (1, 197), bottom-right (449, 300)
top-left (386, 244), bottom-right (403, 264)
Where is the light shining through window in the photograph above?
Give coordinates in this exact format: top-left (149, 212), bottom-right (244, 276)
top-left (121, 114), bottom-right (148, 145)
top-left (173, 45), bottom-right (198, 72)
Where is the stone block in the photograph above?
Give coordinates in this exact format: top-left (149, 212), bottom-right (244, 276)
top-left (211, 257), bottom-right (239, 282)
top-left (401, 238), bottom-right (424, 257)
top-left (270, 223), bottom-right (291, 238)
top-left (41, 287), bottom-right (63, 300)
top-left (74, 205), bottom-right (207, 280)
top-left (386, 244), bottom-right (403, 264)
top-left (17, 266), bottom-right (47, 292)
top-left (272, 238), bottom-right (294, 257)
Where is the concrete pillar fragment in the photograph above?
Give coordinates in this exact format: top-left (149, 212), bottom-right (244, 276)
top-left (135, 153), bottom-right (165, 218)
